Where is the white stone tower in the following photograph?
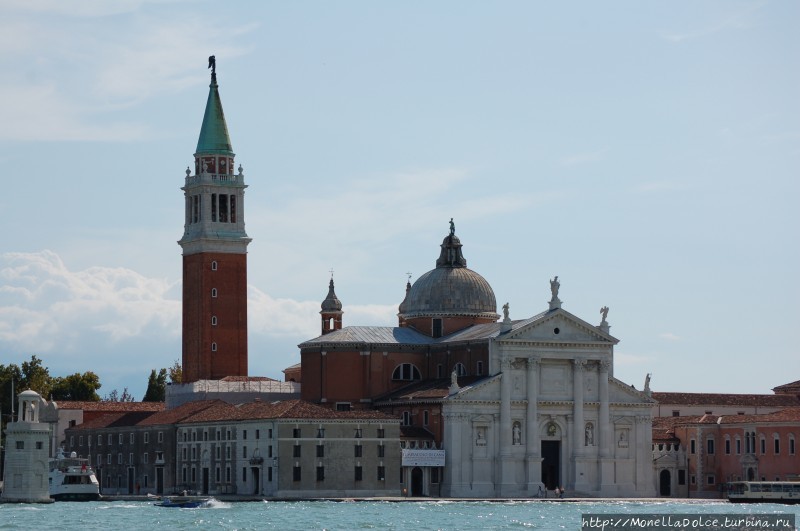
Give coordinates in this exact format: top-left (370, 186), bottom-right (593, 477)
top-left (0, 390), bottom-right (53, 503)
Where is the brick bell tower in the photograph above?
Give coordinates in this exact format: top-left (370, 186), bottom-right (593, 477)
top-left (179, 57), bottom-right (251, 383)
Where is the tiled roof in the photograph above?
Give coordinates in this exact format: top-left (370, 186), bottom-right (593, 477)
top-left (651, 392), bottom-right (800, 407)
top-left (220, 376), bottom-right (278, 382)
top-left (56, 401), bottom-right (165, 412)
top-left (773, 380), bottom-right (800, 394)
top-left (72, 411), bottom-right (158, 430)
top-left (177, 399), bottom-right (400, 424)
top-left (375, 376), bottom-right (487, 404)
top-left (653, 407), bottom-right (800, 428)
top-left (139, 400), bottom-right (224, 426)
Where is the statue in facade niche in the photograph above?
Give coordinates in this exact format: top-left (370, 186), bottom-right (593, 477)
top-left (512, 422), bottom-right (521, 445)
top-left (585, 423), bottom-right (594, 446)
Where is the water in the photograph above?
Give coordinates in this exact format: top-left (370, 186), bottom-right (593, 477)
top-left (0, 500), bottom-right (797, 530)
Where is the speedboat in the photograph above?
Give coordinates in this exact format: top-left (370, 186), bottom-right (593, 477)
top-left (49, 448), bottom-right (101, 501)
top-left (154, 496), bottom-right (211, 508)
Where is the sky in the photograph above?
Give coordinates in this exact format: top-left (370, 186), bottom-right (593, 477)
top-left (0, 0), bottom-right (798, 401)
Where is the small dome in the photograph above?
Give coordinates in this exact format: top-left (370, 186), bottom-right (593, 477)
top-left (321, 278), bottom-right (342, 312)
top-left (399, 226), bottom-right (498, 320)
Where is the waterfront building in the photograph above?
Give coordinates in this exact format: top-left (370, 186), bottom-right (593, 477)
top-left (1, 390), bottom-right (54, 503)
top-left (299, 227), bottom-right (656, 497)
top-left (651, 407), bottom-right (800, 499)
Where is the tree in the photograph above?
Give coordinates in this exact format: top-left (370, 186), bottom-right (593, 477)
top-left (20, 355), bottom-right (52, 398)
top-left (50, 372), bottom-right (102, 402)
top-left (103, 387), bottom-right (135, 402)
top-left (168, 360), bottom-right (182, 384)
top-left (143, 368), bottom-right (168, 402)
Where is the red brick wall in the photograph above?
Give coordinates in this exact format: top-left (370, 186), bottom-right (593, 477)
top-left (182, 252), bottom-right (248, 382)
top-left (404, 315), bottom-right (497, 337)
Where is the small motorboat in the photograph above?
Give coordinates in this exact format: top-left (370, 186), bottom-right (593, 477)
top-left (154, 496), bottom-right (211, 508)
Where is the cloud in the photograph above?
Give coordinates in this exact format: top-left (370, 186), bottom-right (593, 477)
top-left (560, 148), bottom-right (608, 167)
top-left (614, 351), bottom-right (652, 365)
top-left (659, 332), bottom-right (681, 341)
top-left (659, 3), bottom-right (763, 43)
top-left (0, 6), bottom-right (256, 141)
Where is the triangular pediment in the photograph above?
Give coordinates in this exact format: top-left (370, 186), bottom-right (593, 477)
top-left (608, 377), bottom-right (656, 404)
top-left (500, 308), bottom-right (618, 344)
top-left (447, 374), bottom-right (501, 402)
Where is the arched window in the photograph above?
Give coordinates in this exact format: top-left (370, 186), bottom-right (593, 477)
top-left (211, 288), bottom-right (217, 298)
top-left (211, 261), bottom-right (218, 271)
top-left (211, 316), bottom-right (218, 326)
top-left (789, 434), bottom-right (795, 455)
top-left (453, 363), bottom-right (467, 376)
top-left (211, 342), bottom-right (217, 352)
top-left (773, 433), bottom-right (780, 455)
top-left (392, 363), bottom-right (421, 381)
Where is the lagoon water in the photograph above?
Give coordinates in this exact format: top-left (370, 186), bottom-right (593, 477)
top-left (0, 499), bottom-right (798, 530)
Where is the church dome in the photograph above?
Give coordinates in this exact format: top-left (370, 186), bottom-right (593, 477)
top-left (321, 278), bottom-right (342, 312)
top-left (399, 225), bottom-right (498, 320)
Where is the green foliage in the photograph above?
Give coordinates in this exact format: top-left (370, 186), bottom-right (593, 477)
top-left (50, 372), bottom-right (102, 402)
top-left (143, 368), bottom-right (168, 402)
top-left (168, 360), bottom-right (182, 384)
top-left (103, 387), bottom-right (135, 402)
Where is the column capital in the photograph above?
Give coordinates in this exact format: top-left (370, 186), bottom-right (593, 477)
top-left (598, 359), bottom-right (611, 372)
top-left (500, 357), bottom-right (514, 371)
top-left (527, 357), bottom-right (540, 370)
top-left (573, 358), bottom-right (586, 371)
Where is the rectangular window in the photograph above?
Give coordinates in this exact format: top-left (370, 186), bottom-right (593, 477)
top-left (215, 446), bottom-right (221, 459)
top-left (130, 433), bottom-right (135, 444)
top-left (431, 468), bottom-right (440, 484)
top-left (36, 441), bottom-right (43, 450)
top-left (791, 438), bottom-right (796, 455)
top-left (256, 430), bottom-right (260, 440)
top-left (16, 441), bottom-right (24, 450)
top-left (226, 429), bottom-right (231, 440)
top-left (230, 195), bottom-right (236, 223)
top-left (70, 436), bottom-right (74, 447)
top-left (182, 467), bottom-right (187, 483)
top-left (118, 453), bottom-right (123, 464)
top-left (403, 411), bottom-right (411, 426)
top-left (216, 467), bottom-right (221, 483)
top-left (477, 361), bottom-right (483, 376)
top-left (377, 428), bottom-right (385, 439)
top-left (354, 466), bottom-right (362, 481)
top-left (192, 447), bottom-right (196, 460)
top-left (774, 438), bottom-right (780, 454)
top-left (243, 446), bottom-right (247, 459)
top-left (690, 475), bottom-right (696, 485)
top-left (268, 429), bottom-right (273, 439)
top-left (144, 433), bottom-right (149, 444)
top-left (432, 318), bottom-right (443, 338)
top-left (377, 466), bottom-right (385, 481)
top-left (158, 432), bottom-right (164, 443)
top-left (226, 445), bottom-right (231, 459)
top-left (211, 194), bottom-right (217, 222)
top-left (354, 445), bottom-right (362, 458)
top-left (725, 439), bottom-right (731, 454)
top-left (79, 436), bottom-right (84, 446)
top-left (690, 439), bottom-right (696, 454)
top-left (672, 410), bottom-right (680, 417)
top-left (143, 453), bottom-right (149, 464)
top-left (736, 439), bottom-right (741, 454)
top-left (107, 453), bottom-right (112, 464)
top-left (316, 466), bottom-right (325, 482)
top-left (316, 445), bottom-right (324, 458)
top-left (243, 430), bottom-right (247, 440)
top-left (182, 447), bottom-right (187, 460)
top-left (143, 475), bottom-right (148, 488)
top-left (707, 475), bottom-right (715, 485)
top-left (293, 428), bottom-right (301, 438)
top-left (192, 467), bottom-right (196, 482)
top-left (437, 364), bottom-right (444, 378)
top-left (242, 467), bottom-right (247, 482)
top-left (98, 435), bottom-right (103, 446)
top-left (268, 446), bottom-right (273, 458)
top-left (119, 434), bottom-right (123, 445)
top-left (423, 411), bottom-right (430, 426)
top-left (226, 466), bottom-right (231, 482)
top-left (108, 434), bottom-right (113, 445)
top-left (336, 403), bottom-right (351, 411)
top-left (156, 451), bottom-right (163, 462)
top-left (707, 439), bottom-right (715, 455)
top-left (317, 428), bottom-right (326, 438)
top-left (354, 428), bottom-right (362, 438)
top-left (293, 466), bottom-right (301, 482)
top-left (378, 445), bottom-right (385, 458)
top-left (129, 453), bottom-right (134, 465)
top-left (293, 445), bottom-right (301, 458)
top-left (268, 467), bottom-right (273, 482)
top-left (216, 430), bottom-right (221, 441)
top-left (760, 438), bottom-right (766, 454)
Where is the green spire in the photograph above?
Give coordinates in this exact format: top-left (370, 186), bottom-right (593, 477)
top-left (195, 73), bottom-right (233, 155)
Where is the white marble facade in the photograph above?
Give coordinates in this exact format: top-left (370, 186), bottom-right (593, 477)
top-left (442, 307), bottom-right (656, 498)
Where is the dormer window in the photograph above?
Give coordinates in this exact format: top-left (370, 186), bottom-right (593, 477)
top-left (392, 363), bottom-right (421, 381)
top-left (432, 318), bottom-right (443, 338)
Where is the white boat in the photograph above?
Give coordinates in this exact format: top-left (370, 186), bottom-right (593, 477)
top-left (727, 481), bottom-right (800, 504)
top-left (49, 448), bottom-right (101, 501)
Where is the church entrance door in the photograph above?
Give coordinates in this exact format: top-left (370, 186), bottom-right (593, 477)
top-left (659, 470), bottom-right (671, 496)
top-left (411, 467), bottom-right (423, 496)
top-left (541, 441), bottom-right (560, 490)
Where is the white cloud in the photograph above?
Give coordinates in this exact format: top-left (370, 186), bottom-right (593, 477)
top-left (659, 332), bottom-right (681, 341)
top-left (658, 3), bottom-right (762, 42)
top-left (614, 351), bottom-right (652, 366)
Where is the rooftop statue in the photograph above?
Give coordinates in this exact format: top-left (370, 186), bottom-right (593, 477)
top-left (208, 55), bottom-right (216, 74)
top-left (550, 276), bottom-right (560, 299)
top-left (449, 217), bottom-right (455, 236)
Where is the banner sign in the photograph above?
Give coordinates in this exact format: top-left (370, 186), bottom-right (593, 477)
top-left (402, 449), bottom-right (445, 467)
